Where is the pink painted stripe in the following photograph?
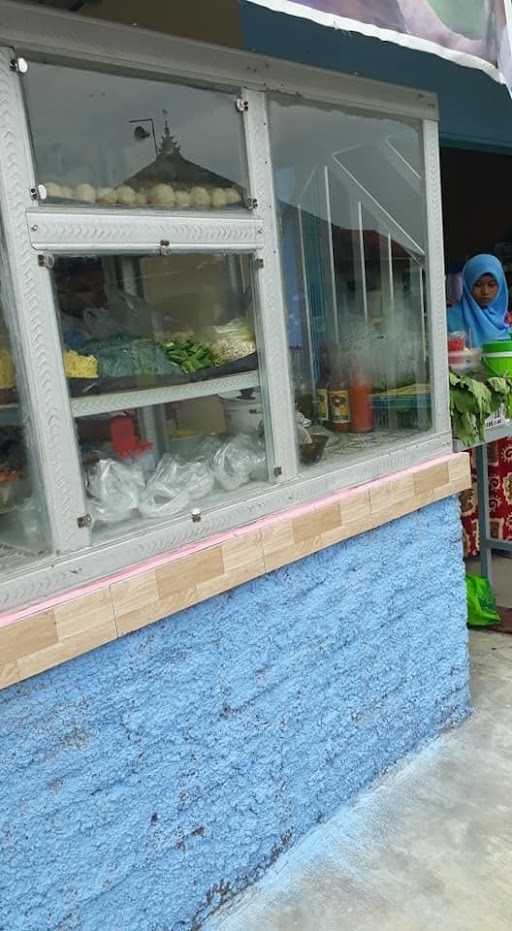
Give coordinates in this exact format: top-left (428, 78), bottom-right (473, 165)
top-left (0, 453), bottom-right (460, 629)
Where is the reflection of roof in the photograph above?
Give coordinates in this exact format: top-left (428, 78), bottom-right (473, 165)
top-left (125, 122), bottom-right (238, 190)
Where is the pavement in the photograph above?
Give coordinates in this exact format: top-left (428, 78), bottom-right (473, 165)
top-left (209, 630), bottom-right (512, 931)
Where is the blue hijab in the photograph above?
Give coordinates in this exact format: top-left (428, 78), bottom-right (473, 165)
top-left (447, 254), bottom-right (509, 348)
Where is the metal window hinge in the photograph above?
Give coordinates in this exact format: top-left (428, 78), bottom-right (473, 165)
top-left (235, 97), bottom-right (249, 112)
top-left (160, 239), bottom-right (171, 256)
top-left (77, 513), bottom-right (92, 529)
top-left (30, 184), bottom-right (47, 202)
top-left (254, 258), bottom-right (264, 270)
top-left (10, 57), bottom-right (28, 74)
top-left (244, 196), bottom-right (258, 211)
top-left (274, 466), bottom-right (283, 478)
top-left (37, 252), bottom-right (55, 270)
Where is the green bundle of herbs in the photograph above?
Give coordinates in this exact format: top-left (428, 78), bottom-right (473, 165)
top-left (449, 371), bottom-right (512, 447)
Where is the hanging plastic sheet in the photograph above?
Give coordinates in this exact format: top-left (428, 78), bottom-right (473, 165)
top-left (244, 1), bottom-right (512, 90)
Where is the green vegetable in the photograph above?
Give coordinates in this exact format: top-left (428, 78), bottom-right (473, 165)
top-left (449, 369), bottom-right (512, 446)
top-left (161, 338), bottom-right (217, 373)
top-left (84, 337), bottom-right (183, 378)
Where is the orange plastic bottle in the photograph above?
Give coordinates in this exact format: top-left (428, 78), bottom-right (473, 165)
top-left (349, 372), bottom-right (374, 433)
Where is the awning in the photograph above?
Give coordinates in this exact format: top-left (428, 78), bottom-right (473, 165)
top-left (245, 1), bottom-right (512, 89)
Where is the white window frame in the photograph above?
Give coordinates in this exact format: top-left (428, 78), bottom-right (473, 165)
top-left (0, 0), bottom-right (450, 611)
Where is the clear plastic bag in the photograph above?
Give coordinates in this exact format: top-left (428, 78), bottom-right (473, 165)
top-left (86, 458), bottom-right (145, 525)
top-left (248, 437), bottom-right (267, 482)
top-left (139, 457), bottom-right (189, 519)
top-left (296, 411), bottom-right (312, 446)
top-left (83, 285), bottom-right (156, 340)
top-left (138, 455), bottom-right (215, 519)
top-left (212, 434), bottom-right (267, 491)
top-left (15, 496), bottom-right (43, 539)
top-left (200, 317), bottom-right (256, 364)
top-left (185, 460), bottom-right (216, 501)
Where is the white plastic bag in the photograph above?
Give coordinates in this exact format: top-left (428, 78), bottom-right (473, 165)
top-left (184, 460), bottom-right (216, 501)
top-left (87, 458), bottom-right (145, 525)
top-left (200, 317), bottom-right (256, 363)
top-left (212, 434), bottom-right (267, 491)
top-left (139, 456), bottom-right (190, 519)
top-left (138, 454), bottom-right (215, 518)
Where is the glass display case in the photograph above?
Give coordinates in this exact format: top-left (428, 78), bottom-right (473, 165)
top-left (0, 225), bottom-right (48, 568)
top-left (23, 62), bottom-right (247, 211)
top-left (50, 251), bottom-right (269, 539)
top-left (0, 17), bottom-right (449, 608)
top-left (269, 96), bottom-right (431, 469)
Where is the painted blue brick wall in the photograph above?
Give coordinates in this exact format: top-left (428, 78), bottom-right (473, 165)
top-left (1, 497), bottom-right (469, 931)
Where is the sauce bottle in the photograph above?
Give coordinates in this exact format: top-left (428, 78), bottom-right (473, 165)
top-left (316, 384), bottom-right (330, 424)
top-left (326, 349), bottom-right (350, 432)
top-left (350, 367), bottom-right (373, 433)
top-left (328, 382), bottom-right (350, 432)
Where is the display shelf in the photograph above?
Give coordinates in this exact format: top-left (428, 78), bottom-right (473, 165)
top-left (71, 370), bottom-right (260, 417)
top-left (320, 426), bottom-right (426, 461)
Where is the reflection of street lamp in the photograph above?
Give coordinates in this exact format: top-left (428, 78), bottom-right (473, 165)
top-left (129, 118), bottom-right (157, 158)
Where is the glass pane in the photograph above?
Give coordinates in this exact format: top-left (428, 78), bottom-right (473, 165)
top-left (23, 62), bottom-right (247, 211)
top-left (269, 96), bottom-right (431, 470)
top-left (51, 252), bottom-right (269, 539)
top-left (0, 228), bottom-right (49, 569)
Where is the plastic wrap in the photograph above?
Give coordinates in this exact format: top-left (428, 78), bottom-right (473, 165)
top-left (200, 317), bottom-right (256, 364)
top-left (83, 285), bottom-right (156, 340)
top-left (212, 434), bottom-right (267, 491)
top-left (15, 496), bottom-right (42, 538)
top-left (189, 435), bottom-right (224, 462)
top-left (138, 455), bottom-right (215, 519)
top-left (185, 460), bottom-right (216, 501)
top-left (86, 458), bottom-right (145, 525)
top-left (296, 411), bottom-right (313, 446)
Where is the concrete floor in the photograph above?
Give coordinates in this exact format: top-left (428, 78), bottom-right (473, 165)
top-left (208, 632), bottom-right (512, 931)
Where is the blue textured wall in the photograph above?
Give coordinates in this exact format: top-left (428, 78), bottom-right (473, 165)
top-left (1, 497), bottom-right (469, 931)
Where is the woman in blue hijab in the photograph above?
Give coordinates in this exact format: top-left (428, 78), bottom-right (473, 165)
top-left (450, 254), bottom-right (512, 559)
top-left (447, 253), bottom-right (510, 348)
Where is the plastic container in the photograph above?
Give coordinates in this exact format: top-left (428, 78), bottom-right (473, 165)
top-left (448, 348), bottom-right (482, 374)
top-left (447, 331), bottom-right (465, 352)
top-left (299, 434), bottom-right (328, 465)
top-left (482, 339), bottom-right (512, 377)
top-left (220, 392), bottom-right (263, 434)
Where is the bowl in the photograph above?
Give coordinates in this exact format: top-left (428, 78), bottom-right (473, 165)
top-left (482, 340), bottom-right (512, 377)
top-left (299, 434), bottom-right (328, 465)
